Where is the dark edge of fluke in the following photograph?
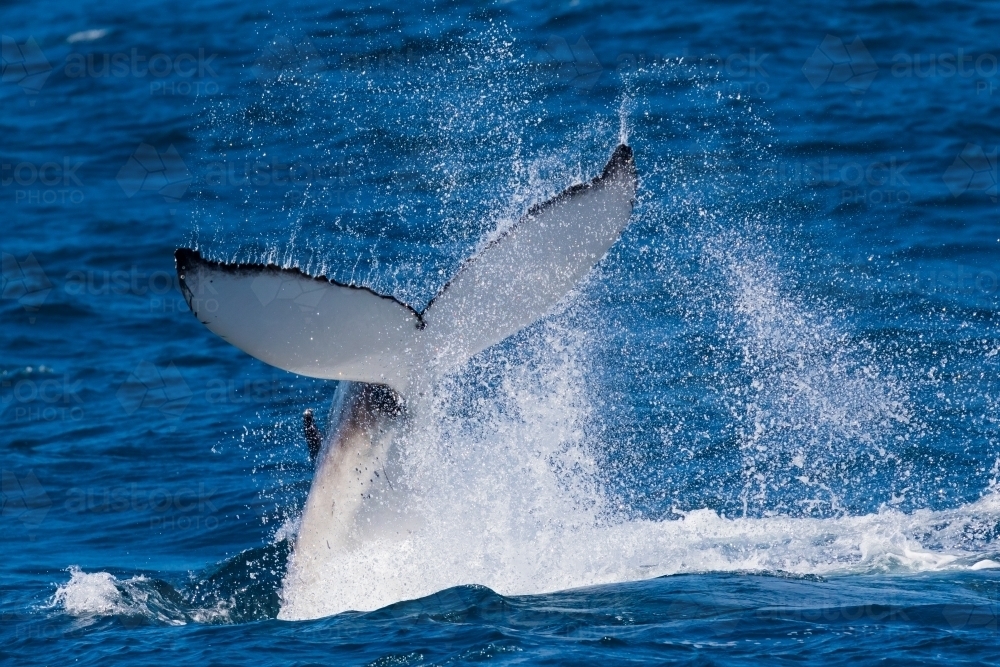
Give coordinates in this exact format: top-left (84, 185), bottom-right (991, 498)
top-left (423, 143), bottom-right (635, 314)
top-left (175, 143), bottom-right (635, 324)
top-left (174, 247), bottom-right (427, 326)
top-left (525, 143), bottom-right (635, 219)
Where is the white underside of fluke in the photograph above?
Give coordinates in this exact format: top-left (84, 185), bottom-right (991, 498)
top-left (175, 144), bottom-right (637, 618)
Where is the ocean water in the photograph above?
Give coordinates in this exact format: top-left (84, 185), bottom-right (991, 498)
top-left (3, 0), bottom-right (1000, 663)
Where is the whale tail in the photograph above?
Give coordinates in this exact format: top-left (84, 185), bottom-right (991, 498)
top-left (175, 144), bottom-right (637, 396)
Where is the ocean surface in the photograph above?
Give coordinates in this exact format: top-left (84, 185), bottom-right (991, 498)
top-left (3, 0), bottom-right (1000, 663)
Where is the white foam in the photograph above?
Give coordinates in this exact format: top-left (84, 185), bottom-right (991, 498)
top-left (67, 29), bottom-right (109, 44)
top-left (50, 567), bottom-right (193, 625)
top-left (280, 483), bottom-right (1000, 619)
top-left (50, 567), bottom-right (159, 618)
top-left (278, 319), bottom-right (1000, 620)
top-left (52, 568), bottom-right (126, 616)
top-left (971, 559), bottom-right (1000, 570)
top-left (273, 515), bottom-right (301, 544)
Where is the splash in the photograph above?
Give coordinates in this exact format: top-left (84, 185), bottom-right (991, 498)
top-left (51, 485), bottom-right (1000, 625)
top-left (618, 93), bottom-right (632, 146)
top-left (193, 22), bottom-right (624, 309)
top-left (176, 26), bottom-right (1000, 622)
top-left (50, 542), bottom-right (292, 625)
top-left (50, 567), bottom-right (187, 626)
top-left (276, 316), bottom-right (1000, 619)
top-left (716, 241), bottom-right (913, 516)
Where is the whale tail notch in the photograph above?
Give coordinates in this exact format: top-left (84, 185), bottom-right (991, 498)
top-left (175, 144), bottom-right (636, 396)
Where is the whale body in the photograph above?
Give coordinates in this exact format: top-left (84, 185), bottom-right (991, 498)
top-left (174, 144), bottom-right (637, 617)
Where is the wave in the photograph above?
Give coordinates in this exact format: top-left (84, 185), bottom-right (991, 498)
top-left (49, 541), bottom-right (290, 626)
top-left (50, 491), bottom-right (999, 626)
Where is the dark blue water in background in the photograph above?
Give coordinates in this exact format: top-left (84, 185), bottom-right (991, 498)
top-left (3, 0), bottom-right (1000, 663)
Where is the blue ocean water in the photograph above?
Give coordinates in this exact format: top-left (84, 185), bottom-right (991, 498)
top-left (3, 0), bottom-right (1000, 663)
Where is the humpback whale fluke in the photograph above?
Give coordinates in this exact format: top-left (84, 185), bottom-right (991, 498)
top-left (174, 143), bottom-right (637, 617)
top-left (174, 143), bottom-right (636, 394)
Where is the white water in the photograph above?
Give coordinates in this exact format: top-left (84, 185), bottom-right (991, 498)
top-left (271, 319), bottom-right (1000, 620)
top-left (52, 568), bottom-right (146, 617)
top-left (49, 567), bottom-right (195, 625)
top-left (53, 490), bottom-right (1000, 623)
top-left (276, 492), bottom-right (1000, 619)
